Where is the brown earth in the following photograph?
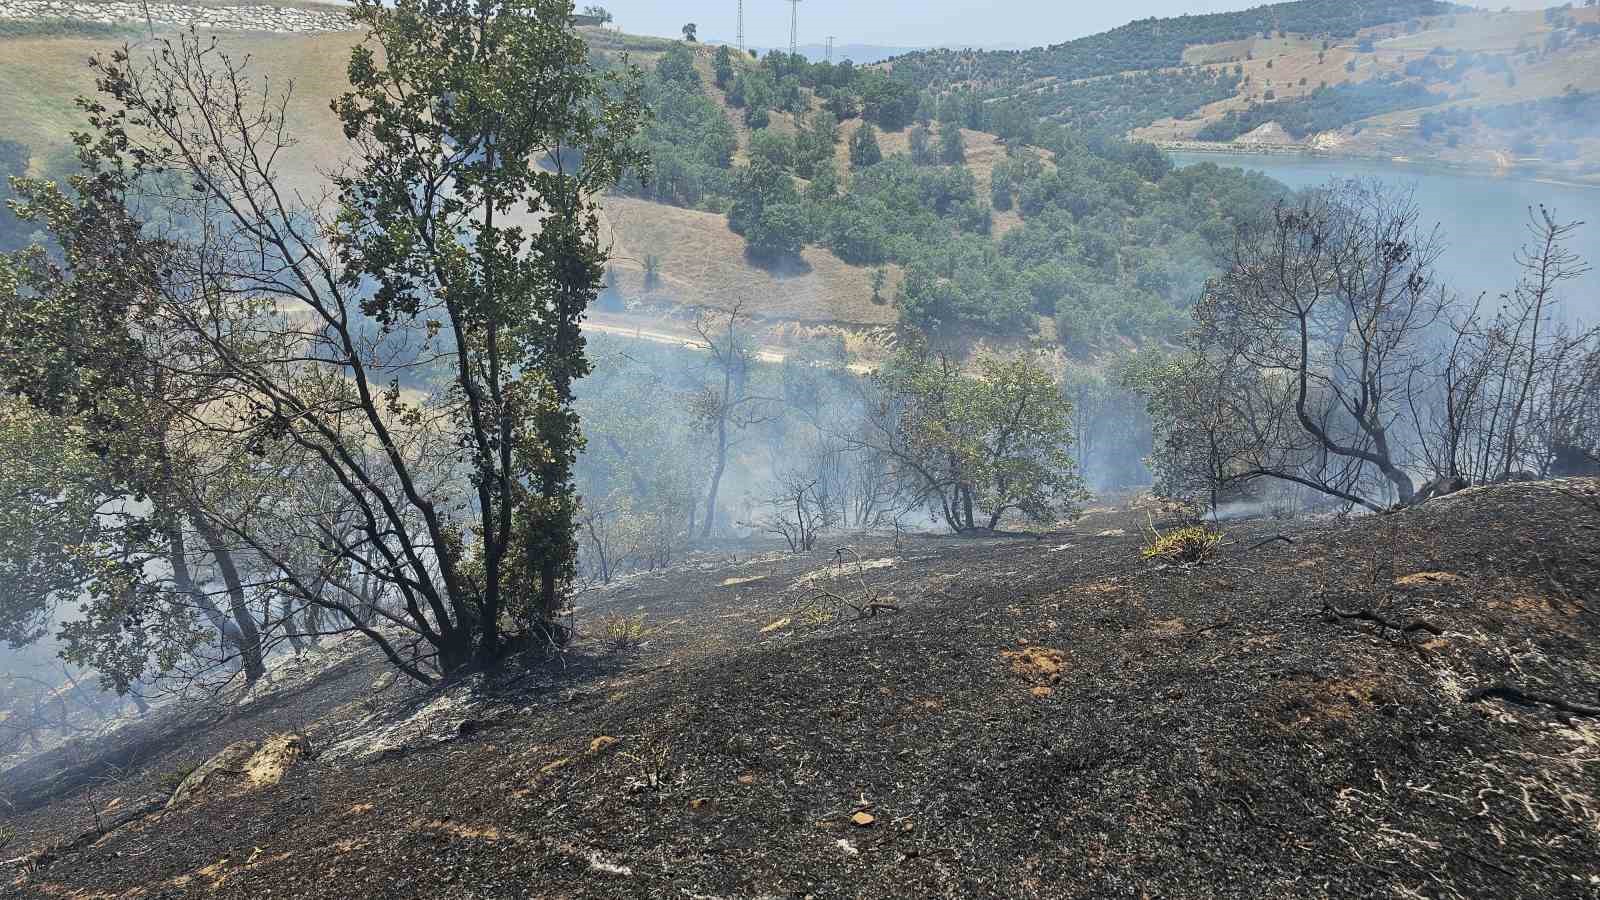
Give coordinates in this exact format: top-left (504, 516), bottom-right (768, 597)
top-left (4, 480), bottom-right (1599, 898)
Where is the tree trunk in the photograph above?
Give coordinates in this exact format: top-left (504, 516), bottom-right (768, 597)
top-left (189, 507), bottom-right (267, 686)
top-left (701, 413), bottom-right (730, 539)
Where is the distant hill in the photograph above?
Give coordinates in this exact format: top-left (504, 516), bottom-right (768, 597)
top-left (884, 0), bottom-right (1462, 88)
top-left (708, 42), bottom-right (1028, 66)
top-left (876, 0), bottom-right (1600, 183)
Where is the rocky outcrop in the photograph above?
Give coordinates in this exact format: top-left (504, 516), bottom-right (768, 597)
top-left (0, 1), bottom-right (353, 33)
top-left (166, 732), bottom-right (310, 809)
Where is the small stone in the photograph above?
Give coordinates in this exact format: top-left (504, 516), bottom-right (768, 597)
top-left (851, 811), bottom-right (876, 827)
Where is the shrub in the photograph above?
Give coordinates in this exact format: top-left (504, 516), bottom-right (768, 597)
top-left (1141, 524), bottom-right (1225, 565)
top-left (597, 613), bottom-right (648, 651)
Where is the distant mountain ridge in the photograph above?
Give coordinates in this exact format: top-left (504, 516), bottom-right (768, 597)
top-left (706, 41), bottom-right (1027, 66)
top-left (885, 0), bottom-right (1463, 87)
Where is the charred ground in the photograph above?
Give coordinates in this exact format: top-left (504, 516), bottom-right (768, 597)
top-left (5, 480), bottom-right (1600, 899)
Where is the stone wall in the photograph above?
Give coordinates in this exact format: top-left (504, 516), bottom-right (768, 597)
top-left (0, 0), bottom-right (353, 33)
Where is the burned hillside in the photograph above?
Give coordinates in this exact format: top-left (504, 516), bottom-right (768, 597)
top-left (4, 480), bottom-right (1598, 899)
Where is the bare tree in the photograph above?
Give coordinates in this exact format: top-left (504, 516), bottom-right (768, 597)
top-left (1412, 208), bottom-right (1596, 485)
top-left (1186, 180), bottom-right (1450, 512)
top-left (691, 303), bottom-right (780, 538)
top-left (748, 473), bottom-right (837, 552)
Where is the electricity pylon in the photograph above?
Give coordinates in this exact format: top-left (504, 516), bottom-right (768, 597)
top-left (786, 0), bottom-right (800, 58)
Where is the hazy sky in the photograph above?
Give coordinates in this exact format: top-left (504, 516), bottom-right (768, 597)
top-left (596, 1), bottom-right (1555, 50)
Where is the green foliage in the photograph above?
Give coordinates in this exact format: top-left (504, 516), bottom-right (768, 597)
top-left (748, 128), bottom-right (795, 170)
top-left (337, 0), bottom-right (646, 654)
top-left (713, 44), bottom-right (735, 88)
top-left (0, 400), bottom-right (104, 649)
top-left (848, 122), bottom-right (882, 169)
top-left (655, 42), bottom-right (697, 86)
top-left (729, 158), bottom-right (806, 264)
top-left (610, 45), bottom-right (736, 208)
top-left (1, 0), bottom-right (649, 682)
top-left (874, 347), bottom-right (1083, 531)
top-left (792, 110), bottom-right (839, 180)
top-left (898, 238), bottom-right (1030, 333)
top-left (938, 124), bottom-right (965, 165)
top-left (889, 1), bottom-right (1455, 89)
top-left (855, 70), bottom-right (917, 131)
top-left (908, 124), bottom-right (935, 165)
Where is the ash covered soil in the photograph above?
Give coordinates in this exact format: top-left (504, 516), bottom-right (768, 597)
top-left (5, 481), bottom-right (1600, 899)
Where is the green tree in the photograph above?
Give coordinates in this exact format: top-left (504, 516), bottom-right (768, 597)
top-left (792, 110), bottom-right (839, 180)
top-left (729, 157), bottom-right (806, 263)
top-left (939, 124), bottom-right (965, 165)
top-left (908, 124), bottom-right (934, 165)
top-left (848, 122), bottom-right (883, 169)
top-left (655, 42), bottom-right (698, 86)
top-left (0, 400), bottom-right (103, 651)
top-left (859, 346), bottom-right (1082, 532)
top-left (748, 128), bottom-right (795, 170)
top-left (4, 0), bottom-right (647, 680)
top-left (713, 43), bottom-right (735, 88)
top-left (682, 22), bottom-right (697, 42)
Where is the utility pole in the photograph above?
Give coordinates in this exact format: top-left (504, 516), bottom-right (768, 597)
top-left (737, 0), bottom-right (744, 53)
top-left (825, 35), bottom-right (835, 62)
top-left (786, 0), bottom-right (800, 58)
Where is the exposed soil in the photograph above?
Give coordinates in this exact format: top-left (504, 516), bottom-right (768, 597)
top-left (5, 480), bottom-right (1600, 899)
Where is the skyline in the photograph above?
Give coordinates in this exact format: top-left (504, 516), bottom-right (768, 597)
top-left (590, 1), bottom-right (1561, 52)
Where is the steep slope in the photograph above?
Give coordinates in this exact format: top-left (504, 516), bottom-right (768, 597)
top-left (0, 20), bottom-right (897, 331)
top-left (5, 480), bottom-right (1598, 897)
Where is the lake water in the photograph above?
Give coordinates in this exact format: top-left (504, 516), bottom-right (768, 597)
top-left (1170, 151), bottom-right (1600, 323)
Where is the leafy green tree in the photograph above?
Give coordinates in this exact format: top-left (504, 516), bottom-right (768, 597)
top-left (939, 124), bottom-right (965, 165)
top-left (848, 122), bottom-right (883, 169)
top-left (898, 238), bottom-right (1030, 333)
top-left (805, 161), bottom-right (839, 203)
top-left (682, 22), bottom-right (697, 42)
top-left (908, 124), bottom-right (934, 165)
top-left (991, 163), bottom-right (1015, 211)
top-left (4, 0), bottom-right (647, 680)
top-left (0, 400), bottom-right (103, 651)
top-left (856, 70), bottom-right (917, 130)
top-left (655, 42), bottom-right (698, 86)
top-left (729, 157), bottom-right (806, 263)
top-left (792, 110), bottom-right (838, 180)
top-left (713, 43), bottom-right (735, 87)
top-left (859, 345), bottom-right (1082, 532)
top-left (748, 128), bottom-right (795, 171)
